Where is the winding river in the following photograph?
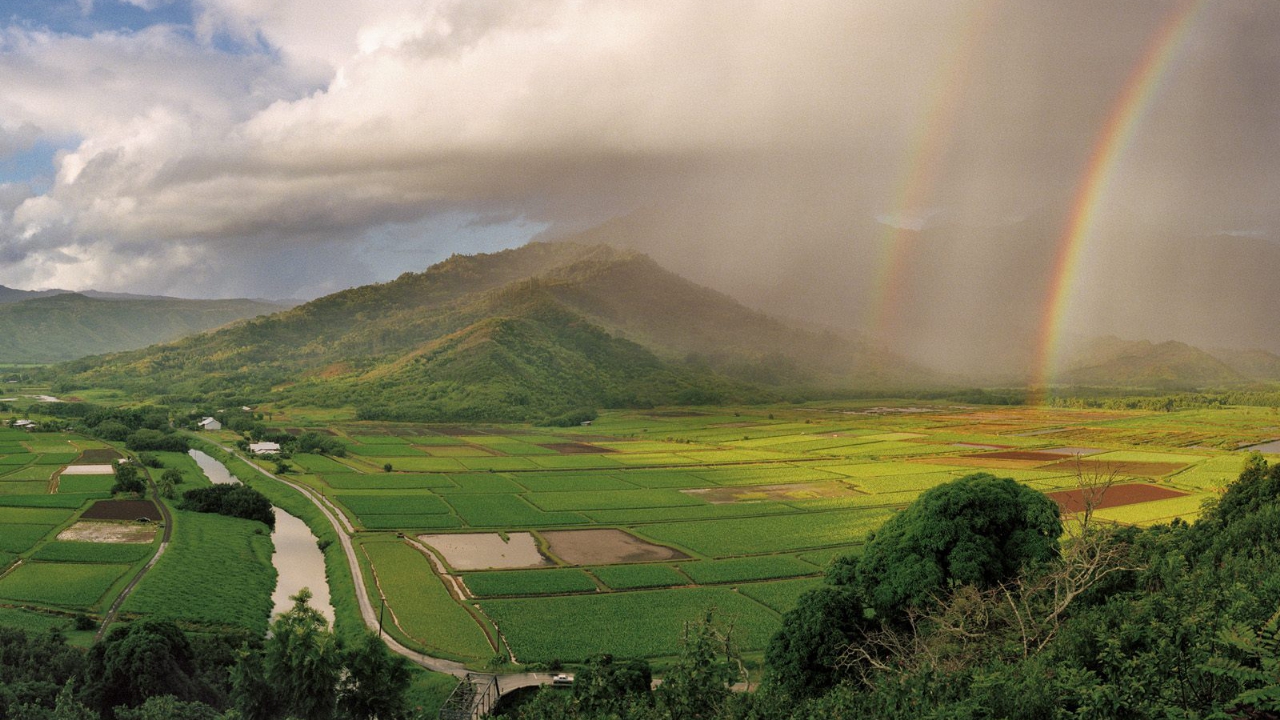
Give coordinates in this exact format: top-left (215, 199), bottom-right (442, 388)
top-left (188, 450), bottom-right (335, 623)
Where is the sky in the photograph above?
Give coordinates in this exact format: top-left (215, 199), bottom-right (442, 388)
top-left (2, 1), bottom-right (1280, 372)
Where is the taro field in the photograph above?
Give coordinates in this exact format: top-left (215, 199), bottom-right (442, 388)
top-left (0, 424), bottom-right (157, 638)
top-left (242, 401), bottom-right (1273, 665)
top-left (0, 419), bottom-right (275, 639)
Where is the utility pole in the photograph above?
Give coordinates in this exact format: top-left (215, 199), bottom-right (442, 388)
top-left (379, 595), bottom-right (386, 637)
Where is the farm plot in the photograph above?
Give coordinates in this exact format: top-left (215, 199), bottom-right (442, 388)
top-left (420, 532), bottom-right (549, 570)
top-left (122, 510), bottom-right (275, 633)
top-left (1046, 483), bottom-right (1189, 514)
top-left (0, 523), bottom-right (55, 553)
top-left (541, 529), bottom-right (688, 565)
top-left (481, 587), bottom-right (780, 662)
top-left (462, 568), bottom-right (598, 597)
top-left (33, 541), bottom-right (153, 564)
top-left (525, 489), bottom-right (705, 512)
top-left (737, 577), bottom-right (827, 613)
top-left (590, 564), bottom-right (688, 590)
top-left (57, 522), bottom-right (157, 544)
top-left (636, 508), bottom-right (895, 557)
top-left (444, 494), bottom-right (585, 527)
top-left (0, 562), bottom-right (129, 608)
top-left (56, 475), bottom-right (114, 494)
top-left (678, 555), bottom-right (821, 584)
top-left (361, 540), bottom-right (494, 660)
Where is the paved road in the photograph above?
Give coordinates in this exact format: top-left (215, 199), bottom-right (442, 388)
top-left (198, 438), bottom-right (555, 701)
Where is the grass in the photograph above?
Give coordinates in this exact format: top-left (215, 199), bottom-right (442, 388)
top-left (335, 494), bottom-right (452, 516)
top-left (590, 564), bottom-right (688, 590)
top-left (0, 493), bottom-right (101, 508)
top-left (360, 539), bottom-right (494, 660)
top-left (678, 555), bottom-right (821, 584)
top-left (525, 489), bottom-right (704, 512)
top-left (462, 568), bottom-right (598, 597)
top-left (322, 473), bottom-right (458, 490)
top-left (636, 508), bottom-right (895, 557)
top-left (481, 587), bottom-right (781, 662)
top-left (0, 562), bottom-right (129, 608)
top-left (57, 475), bottom-right (115, 494)
top-left (122, 509), bottom-right (275, 633)
top-left (445, 494), bottom-right (586, 527)
top-left (32, 541), bottom-right (154, 564)
top-left (360, 514), bottom-right (463, 530)
top-left (0, 523), bottom-right (55, 553)
top-left (736, 577), bottom-right (826, 613)
top-left (514, 474), bottom-right (638, 493)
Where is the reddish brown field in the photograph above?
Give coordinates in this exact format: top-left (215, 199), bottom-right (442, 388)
top-left (1046, 483), bottom-right (1187, 513)
top-left (81, 500), bottom-right (160, 521)
top-left (540, 443), bottom-right (616, 454)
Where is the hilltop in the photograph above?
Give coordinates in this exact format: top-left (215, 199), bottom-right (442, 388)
top-left (0, 293), bottom-right (286, 363)
top-left (53, 243), bottom-right (915, 421)
top-left (1055, 335), bottom-right (1280, 388)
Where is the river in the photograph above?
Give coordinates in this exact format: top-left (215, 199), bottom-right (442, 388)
top-left (188, 449), bottom-right (334, 623)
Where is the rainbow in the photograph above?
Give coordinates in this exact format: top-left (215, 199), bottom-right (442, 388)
top-left (1029, 0), bottom-right (1205, 395)
top-left (865, 0), bottom-right (997, 342)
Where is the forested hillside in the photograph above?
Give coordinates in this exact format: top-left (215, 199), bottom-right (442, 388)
top-left (0, 293), bottom-right (284, 363)
top-left (52, 243), bottom-right (914, 421)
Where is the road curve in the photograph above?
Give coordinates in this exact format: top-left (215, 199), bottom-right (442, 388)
top-left (197, 437), bottom-right (554, 696)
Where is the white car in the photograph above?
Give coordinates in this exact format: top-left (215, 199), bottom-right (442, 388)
top-left (551, 674), bottom-right (574, 687)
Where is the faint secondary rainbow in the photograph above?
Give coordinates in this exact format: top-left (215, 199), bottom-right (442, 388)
top-left (1030, 0), bottom-right (1205, 395)
top-left (866, 0), bottom-right (997, 342)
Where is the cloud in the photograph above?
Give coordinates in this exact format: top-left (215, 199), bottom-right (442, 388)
top-left (0, 0), bottom-right (1278, 358)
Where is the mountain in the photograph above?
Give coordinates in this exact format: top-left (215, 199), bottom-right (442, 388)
top-left (1206, 347), bottom-right (1280, 382)
top-left (54, 243), bottom-right (916, 421)
top-left (0, 293), bottom-right (287, 364)
top-left (1056, 336), bottom-right (1248, 388)
top-left (0, 285), bottom-right (63, 304)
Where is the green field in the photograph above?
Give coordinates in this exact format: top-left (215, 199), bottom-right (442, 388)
top-left (122, 509), bottom-right (275, 633)
top-left (4, 400), bottom-right (1265, 672)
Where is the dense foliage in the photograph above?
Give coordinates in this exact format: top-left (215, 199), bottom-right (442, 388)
top-left (178, 485), bottom-right (275, 529)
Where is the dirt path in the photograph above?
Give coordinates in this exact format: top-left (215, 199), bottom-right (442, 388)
top-left (96, 465), bottom-right (173, 641)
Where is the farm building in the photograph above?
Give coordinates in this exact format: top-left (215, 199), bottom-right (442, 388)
top-left (249, 441), bottom-right (281, 455)
top-left (12, 419), bottom-right (34, 429)
top-left (198, 417), bottom-right (222, 431)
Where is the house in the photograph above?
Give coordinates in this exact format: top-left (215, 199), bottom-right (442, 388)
top-left (197, 417), bottom-right (222, 431)
top-left (249, 441), bottom-right (281, 455)
top-left (13, 419), bottom-right (34, 429)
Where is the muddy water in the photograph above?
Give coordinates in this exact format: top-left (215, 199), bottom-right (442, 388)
top-left (188, 450), bottom-right (334, 623)
top-left (1243, 439), bottom-right (1280, 454)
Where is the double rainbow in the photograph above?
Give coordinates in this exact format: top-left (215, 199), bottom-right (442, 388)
top-left (1029, 0), bottom-right (1206, 394)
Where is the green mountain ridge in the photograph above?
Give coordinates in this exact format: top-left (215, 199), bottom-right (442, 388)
top-left (52, 243), bottom-right (911, 421)
top-left (0, 293), bottom-right (286, 363)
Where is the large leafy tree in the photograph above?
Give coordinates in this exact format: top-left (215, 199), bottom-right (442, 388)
top-left (854, 472), bottom-right (1062, 618)
top-left (82, 620), bottom-right (217, 717)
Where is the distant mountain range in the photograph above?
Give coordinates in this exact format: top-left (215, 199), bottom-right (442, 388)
top-left (54, 243), bottom-right (921, 421)
top-left (1055, 336), bottom-right (1280, 389)
top-left (0, 292), bottom-right (288, 364)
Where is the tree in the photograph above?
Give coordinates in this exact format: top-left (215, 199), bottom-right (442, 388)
top-left (766, 586), bottom-right (867, 697)
top-left (110, 464), bottom-right (145, 496)
top-left (654, 610), bottom-right (743, 720)
top-left (336, 632), bottom-right (411, 720)
top-left (262, 589), bottom-right (341, 720)
top-left (114, 695), bottom-right (223, 720)
top-left (572, 654), bottom-right (653, 716)
top-left (82, 620), bottom-right (216, 717)
top-left (853, 473), bottom-right (1062, 619)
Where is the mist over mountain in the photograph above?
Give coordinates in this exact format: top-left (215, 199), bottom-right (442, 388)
top-left (558, 209), bottom-right (1280, 380)
top-left (54, 243), bottom-right (925, 421)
